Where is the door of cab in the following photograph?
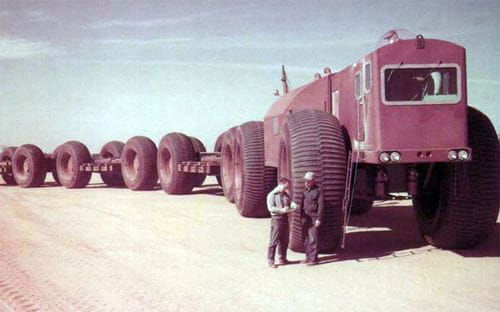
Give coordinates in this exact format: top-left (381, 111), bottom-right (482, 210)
top-left (355, 68), bottom-right (365, 142)
top-left (356, 60), bottom-right (372, 143)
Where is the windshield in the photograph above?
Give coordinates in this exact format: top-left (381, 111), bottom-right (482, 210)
top-left (383, 65), bottom-right (460, 104)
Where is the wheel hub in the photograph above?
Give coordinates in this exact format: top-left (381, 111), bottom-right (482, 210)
top-left (23, 160), bottom-right (30, 175)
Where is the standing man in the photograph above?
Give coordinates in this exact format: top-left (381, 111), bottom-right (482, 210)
top-left (266, 177), bottom-right (293, 268)
top-left (298, 172), bottom-right (324, 266)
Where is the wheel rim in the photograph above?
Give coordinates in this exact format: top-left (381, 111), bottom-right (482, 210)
top-left (14, 155), bottom-right (29, 181)
top-left (68, 157), bottom-right (74, 173)
top-left (234, 142), bottom-right (243, 203)
top-left (60, 152), bottom-right (74, 181)
top-left (133, 157), bottom-right (140, 173)
top-left (124, 149), bottom-right (139, 181)
top-left (159, 147), bottom-right (173, 184)
top-left (23, 159), bottom-right (31, 175)
top-left (222, 143), bottom-right (234, 190)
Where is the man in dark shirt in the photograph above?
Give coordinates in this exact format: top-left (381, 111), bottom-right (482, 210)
top-left (266, 178), bottom-right (293, 268)
top-left (298, 172), bottom-right (324, 266)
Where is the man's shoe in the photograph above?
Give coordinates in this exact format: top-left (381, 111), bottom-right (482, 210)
top-left (306, 260), bottom-right (318, 266)
top-left (268, 262), bottom-right (278, 268)
top-left (300, 259), bottom-right (309, 264)
top-left (276, 259), bottom-right (289, 265)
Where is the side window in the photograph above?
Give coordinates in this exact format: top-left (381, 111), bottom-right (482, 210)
top-left (355, 72), bottom-right (361, 99)
top-left (331, 90), bottom-right (339, 117)
top-left (364, 63), bottom-right (371, 92)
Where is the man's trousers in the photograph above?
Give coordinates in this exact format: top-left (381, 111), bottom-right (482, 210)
top-left (267, 216), bottom-right (289, 263)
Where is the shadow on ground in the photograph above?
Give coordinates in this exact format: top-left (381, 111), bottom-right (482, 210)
top-left (314, 203), bottom-right (499, 265)
top-left (0, 179), bottom-right (225, 195)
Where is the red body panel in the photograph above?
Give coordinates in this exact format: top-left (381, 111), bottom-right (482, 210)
top-left (264, 36), bottom-right (468, 167)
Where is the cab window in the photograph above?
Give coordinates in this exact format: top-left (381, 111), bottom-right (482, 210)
top-left (364, 63), bottom-right (371, 91)
top-left (355, 72), bottom-right (361, 98)
top-left (383, 66), bottom-right (459, 104)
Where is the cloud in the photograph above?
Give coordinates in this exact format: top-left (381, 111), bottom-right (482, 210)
top-left (90, 35), bottom-right (372, 51)
top-left (215, 37), bottom-right (374, 49)
top-left (89, 5), bottom-right (254, 29)
top-left (95, 37), bottom-right (192, 47)
top-left (25, 9), bottom-right (53, 22)
top-left (0, 38), bottom-right (64, 59)
top-left (79, 58), bottom-right (317, 74)
top-left (91, 17), bottom-right (181, 29)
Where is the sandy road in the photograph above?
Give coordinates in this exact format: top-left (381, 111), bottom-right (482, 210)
top-left (0, 176), bottom-right (498, 312)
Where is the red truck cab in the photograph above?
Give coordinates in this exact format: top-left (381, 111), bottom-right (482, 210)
top-left (265, 30), bottom-right (470, 166)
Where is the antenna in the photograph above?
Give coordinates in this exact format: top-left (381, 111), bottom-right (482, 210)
top-left (281, 65), bottom-right (290, 94)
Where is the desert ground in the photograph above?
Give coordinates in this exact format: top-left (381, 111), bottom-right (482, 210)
top-left (0, 176), bottom-right (498, 312)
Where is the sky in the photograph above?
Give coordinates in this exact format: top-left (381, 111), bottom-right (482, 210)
top-left (0, 0), bottom-right (498, 153)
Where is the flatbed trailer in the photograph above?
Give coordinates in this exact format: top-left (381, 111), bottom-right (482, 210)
top-left (0, 147), bottom-right (221, 187)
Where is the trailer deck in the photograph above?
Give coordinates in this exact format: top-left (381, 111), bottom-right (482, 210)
top-left (177, 152), bottom-right (221, 175)
top-left (79, 158), bottom-right (122, 173)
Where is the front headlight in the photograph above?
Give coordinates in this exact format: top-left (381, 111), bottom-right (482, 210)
top-left (448, 150), bottom-right (458, 161)
top-left (390, 152), bottom-right (401, 162)
top-left (379, 152), bottom-right (390, 163)
top-left (458, 150), bottom-right (469, 161)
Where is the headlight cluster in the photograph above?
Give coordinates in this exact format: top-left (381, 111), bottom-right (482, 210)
top-left (379, 151), bottom-right (401, 163)
top-left (448, 149), bottom-right (469, 161)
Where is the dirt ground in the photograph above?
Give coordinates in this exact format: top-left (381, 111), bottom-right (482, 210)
top-left (0, 176), bottom-right (498, 312)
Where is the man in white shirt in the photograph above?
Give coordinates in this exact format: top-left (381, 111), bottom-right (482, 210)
top-left (266, 178), bottom-right (293, 268)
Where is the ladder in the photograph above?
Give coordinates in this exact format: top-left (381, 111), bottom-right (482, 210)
top-left (341, 152), bottom-right (354, 249)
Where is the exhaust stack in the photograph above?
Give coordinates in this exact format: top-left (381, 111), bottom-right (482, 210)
top-left (281, 65), bottom-right (289, 95)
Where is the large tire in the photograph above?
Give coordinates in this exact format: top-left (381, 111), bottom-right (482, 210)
top-left (413, 107), bottom-right (499, 249)
top-left (158, 133), bottom-right (196, 194)
top-left (99, 141), bottom-right (125, 187)
top-left (189, 136), bottom-right (207, 187)
top-left (0, 146), bottom-right (18, 185)
top-left (56, 141), bottom-right (92, 188)
top-left (121, 136), bottom-right (158, 191)
top-left (349, 167), bottom-right (375, 215)
top-left (214, 133), bottom-right (224, 186)
top-left (51, 146), bottom-right (62, 185)
top-left (233, 121), bottom-right (277, 218)
top-left (12, 144), bottom-right (47, 188)
top-left (279, 109), bottom-right (347, 253)
top-left (221, 127), bottom-right (237, 203)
